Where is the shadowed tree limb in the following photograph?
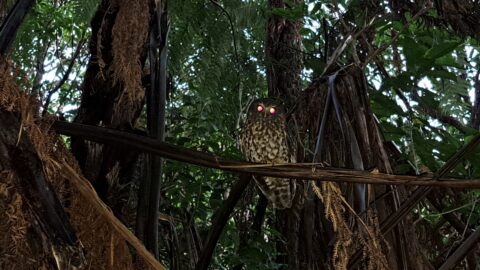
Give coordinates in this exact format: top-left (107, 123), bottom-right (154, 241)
top-left (232, 193), bottom-right (268, 270)
top-left (0, 0), bottom-right (35, 55)
top-left (427, 193), bottom-right (473, 235)
top-left (136, 0), bottom-right (170, 258)
top-left (195, 174), bottom-right (252, 270)
top-left (428, 192), bottom-right (478, 269)
top-left (372, 53), bottom-right (468, 134)
top-left (42, 32), bottom-right (87, 116)
top-left (438, 227), bottom-right (480, 270)
top-left (411, 88), bottom-right (469, 134)
top-left (53, 121), bottom-right (480, 188)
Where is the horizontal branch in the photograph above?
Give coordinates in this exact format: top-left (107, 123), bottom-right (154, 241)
top-left (52, 121), bottom-right (480, 188)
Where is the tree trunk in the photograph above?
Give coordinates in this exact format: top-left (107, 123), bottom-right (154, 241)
top-left (265, 0), bottom-right (431, 265)
top-left (298, 67), bottom-right (433, 269)
top-left (265, 1), bottom-right (304, 269)
top-left (69, 0), bottom-right (155, 266)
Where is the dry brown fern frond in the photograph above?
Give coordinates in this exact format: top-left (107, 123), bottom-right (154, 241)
top-left (110, 0), bottom-right (149, 126)
top-left (0, 57), bottom-right (137, 269)
top-left (359, 210), bottom-right (389, 270)
top-left (0, 172), bottom-right (29, 255)
top-left (313, 181), bottom-right (390, 269)
top-left (313, 181), bottom-right (352, 269)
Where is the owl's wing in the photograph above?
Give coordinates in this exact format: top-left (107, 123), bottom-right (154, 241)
top-left (285, 120), bottom-right (298, 163)
top-left (237, 126), bottom-right (247, 156)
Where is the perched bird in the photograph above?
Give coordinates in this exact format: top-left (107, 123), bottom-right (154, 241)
top-left (239, 98), bottom-right (295, 209)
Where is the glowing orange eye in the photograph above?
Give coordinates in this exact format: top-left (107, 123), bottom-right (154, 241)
top-left (256, 105), bottom-right (264, 112)
top-left (269, 107), bottom-right (276, 115)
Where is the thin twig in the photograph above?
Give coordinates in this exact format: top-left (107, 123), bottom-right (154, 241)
top-left (42, 32), bottom-right (87, 116)
top-left (209, 0), bottom-right (239, 66)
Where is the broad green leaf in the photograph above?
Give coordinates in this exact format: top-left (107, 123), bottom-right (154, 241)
top-left (398, 36), bottom-right (429, 71)
top-left (370, 91), bottom-right (406, 117)
top-left (434, 55), bottom-right (463, 69)
top-left (269, 5), bottom-right (305, 21)
top-left (425, 41), bottom-right (462, 60)
top-left (423, 69), bottom-right (457, 81)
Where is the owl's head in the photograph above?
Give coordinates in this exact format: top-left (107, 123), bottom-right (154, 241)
top-left (247, 98), bottom-right (285, 120)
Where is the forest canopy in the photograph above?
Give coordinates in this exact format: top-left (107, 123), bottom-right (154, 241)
top-left (1, 0), bottom-right (480, 269)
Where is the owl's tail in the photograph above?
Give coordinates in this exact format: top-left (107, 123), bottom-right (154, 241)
top-left (255, 177), bottom-right (296, 209)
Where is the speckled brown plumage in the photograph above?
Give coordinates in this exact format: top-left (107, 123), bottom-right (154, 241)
top-left (239, 98), bottom-right (295, 209)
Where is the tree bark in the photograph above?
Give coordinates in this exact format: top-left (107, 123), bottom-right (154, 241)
top-left (265, 0), bottom-right (304, 268)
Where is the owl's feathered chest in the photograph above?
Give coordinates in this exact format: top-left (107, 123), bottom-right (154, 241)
top-left (239, 117), bottom-right (289, 163)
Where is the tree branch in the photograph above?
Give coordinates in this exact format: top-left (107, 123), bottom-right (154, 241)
top-left (348, 117), bottom-right (480, 268)
top-left (52, 121), bottom-right (480, 188)
top-left (140, 1), bottom-right (169, 258)
top-left (209, 0), bottom-right (239, 67)
top-left (438, 227), bottom-right (480, 270)
top-left (411, 88), bottom-right (468, 133)
top-left (42, 33), bottom-right (86, 116)
top-left (0, 0), bottom-right (35, 55)
top-left (195, 174), bottom-right (251, 270)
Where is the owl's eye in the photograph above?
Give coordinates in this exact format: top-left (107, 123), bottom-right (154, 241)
top-left (256, 105), bottom-right (264, 112)
top-left (269, 107), bottom-right (276, 115)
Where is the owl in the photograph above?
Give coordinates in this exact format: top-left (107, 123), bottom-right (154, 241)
top-left (239, 98), bottom-right (296, 209)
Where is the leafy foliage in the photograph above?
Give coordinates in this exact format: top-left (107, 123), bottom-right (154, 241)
top-left (13, 0), bottom-right (90, 119)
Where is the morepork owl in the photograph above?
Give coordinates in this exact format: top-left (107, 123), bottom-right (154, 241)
top-left (239, 98), bottom-right (295, 209)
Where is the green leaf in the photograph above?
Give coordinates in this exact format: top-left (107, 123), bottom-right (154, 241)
top-left (381, 73), bottom-right (414, 90)
top-left (398, 36), bottom-right (429, 71)
top-left (425, 41), bottom-right (462, 60)
top-left (304, 58), bottom-right (325, 76)
top-left (382, 122), bottom-right (407, 141)
top-left (370, 90), bottom-right (406, 117)
top-left (419, 89), bottom-right (440, 110)
top-left (412, 130), bottom-right (439, 170)
top-left (423, 69), bottom-right (457, 81)
top-left (434, 55), bottom-right (463, 69)
top-left (269, 3), bottom-right (306, 20)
